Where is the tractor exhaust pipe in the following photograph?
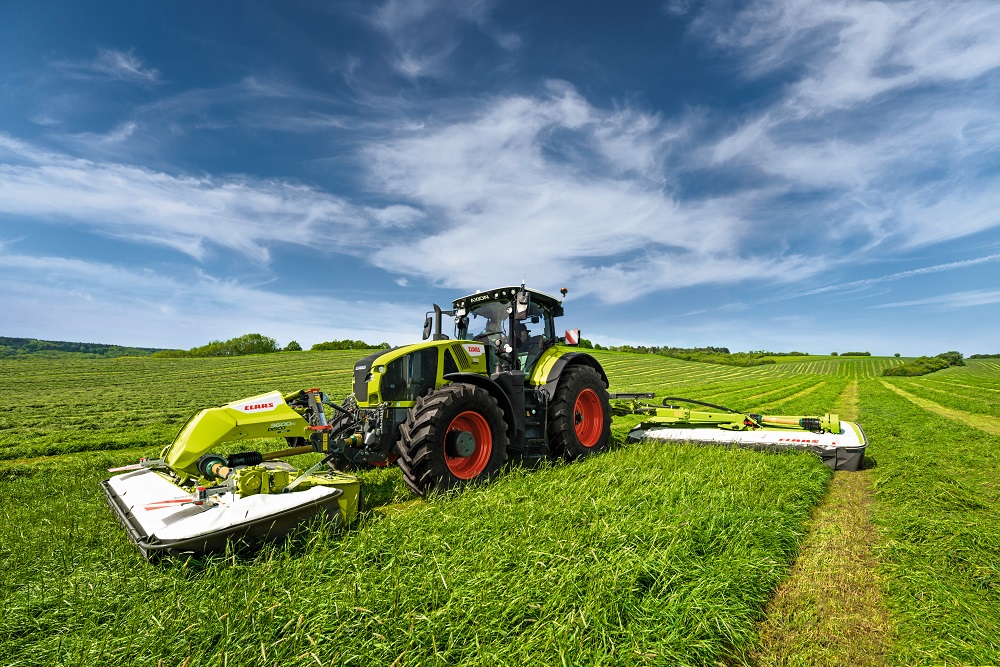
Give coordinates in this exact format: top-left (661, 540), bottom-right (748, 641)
top-left (423, 304), bottom-right (453, 341)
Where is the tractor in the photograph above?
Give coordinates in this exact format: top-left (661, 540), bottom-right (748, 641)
top-left (323, 284), bottom-right (612, 494)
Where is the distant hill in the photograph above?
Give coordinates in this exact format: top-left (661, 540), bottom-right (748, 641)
top-left (0, 336), bottom-right (163, 359)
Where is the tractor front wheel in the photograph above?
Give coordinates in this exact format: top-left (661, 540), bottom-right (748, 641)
top-left (397, 384), bottom-right (509, 496)
top-left (548, 365), bottom-right (612, 460)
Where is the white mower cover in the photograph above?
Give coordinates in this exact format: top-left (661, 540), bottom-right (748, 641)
top-left (628, 420), bottom-right (868, 471)
top-left (103, 468), bottom-right (342, 558)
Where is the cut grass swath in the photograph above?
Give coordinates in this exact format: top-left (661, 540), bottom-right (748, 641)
top-left (860, 379), bottom-right (1000, 665)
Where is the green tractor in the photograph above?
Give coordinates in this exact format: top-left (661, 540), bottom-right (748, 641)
top-left (332, 284), bottom-right (612, 494)
top-left (102, 285), bottom-right (612, 557)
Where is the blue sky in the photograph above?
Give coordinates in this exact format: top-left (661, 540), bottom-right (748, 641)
top-left (2, 0), bottom-right (1000, 356)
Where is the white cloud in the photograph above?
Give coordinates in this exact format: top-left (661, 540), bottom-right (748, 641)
top-left (703, 0), bottom-right (1000, 112)
top-left (54, 48), bottom-right (160, 83)
top-left (11, 0), bottom-right (1000, 319)
top-left (94, 49), bottom-right (159, 82)
top-left (0, 134), bottom-right (401, 263)
top-left (370, 0), bottom-right (516, 79)
top-left (682, 252), bottom-right (1000, 314)
top-left (878, 289), bottom-right (1000, 309)
top-left (0, 252), bottom-right (424, 348)
top-left (705, 102), bottom-right (1000, 249)
top-left (361, 83), bottom-right (814, 300)
top-left (692, 1), bottom-right (1000, 253)
top-left (62, 121), bottom-right (140, 154)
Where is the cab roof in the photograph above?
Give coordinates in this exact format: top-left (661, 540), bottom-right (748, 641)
top-left (452, 286), bottom-right (564, 317)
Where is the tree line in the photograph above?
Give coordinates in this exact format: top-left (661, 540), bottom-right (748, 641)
top-left (150, 335), bottom-right (391, 358)
top-left (576, 340), bottom-right (809, 367)
top-left (0, 337), bottom-right (161, 359)
top-left (883, 351), bottom-right (966, 376)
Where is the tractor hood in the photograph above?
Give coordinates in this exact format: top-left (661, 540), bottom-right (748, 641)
top-left (352, 341), bottom-right (490, 407)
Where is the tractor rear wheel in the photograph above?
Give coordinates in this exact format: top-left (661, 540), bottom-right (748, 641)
top-left (548, 365), bottom-right (612, 460)
top-left (397, 383), bottom-right (509, 496)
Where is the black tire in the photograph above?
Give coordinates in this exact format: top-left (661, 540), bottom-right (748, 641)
top-left (397, 383), bottom-right (509, 496)
top-left (548, 365), bottom-right (612, 460)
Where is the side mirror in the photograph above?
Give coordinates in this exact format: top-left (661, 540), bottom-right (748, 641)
top-left (565, 329), bottom-right (580, 346)
top-left (422, 315), bottom-right (433, 340)
top-left (514, 290), bottom-right (530, 321)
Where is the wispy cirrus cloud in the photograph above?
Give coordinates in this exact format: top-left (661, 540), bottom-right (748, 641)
top-left (345, 2), bottom-right (1000, 301)
top-left (9, 0), bottom-right (1000, 316)
top-left (370, 0), bottom-right (519, 79)
top-left (702, 0), bottom-right (1000, 112)
top-left (878, 289), bottom-right (1000, 309)
top-left (684, 252), bottom-right (1000, 315)
top-left (0, 133), bottom-right (417, 263)
top-left (54, 48), bottom-right (160, 82)
top-left (688, 0), bottom-right (1000, 255)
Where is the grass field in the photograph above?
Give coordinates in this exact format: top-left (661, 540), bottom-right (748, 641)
top-left (2, 351), bottom-right (998, 665)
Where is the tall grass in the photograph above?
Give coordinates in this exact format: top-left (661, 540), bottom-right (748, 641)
top-left (0, 442), bottom-right (829, 666)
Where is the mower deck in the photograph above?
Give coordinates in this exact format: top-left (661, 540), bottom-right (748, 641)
top-left (627, 420), bottom-right (868, 471)
top-left (102, 464), bottom-right (359, 559)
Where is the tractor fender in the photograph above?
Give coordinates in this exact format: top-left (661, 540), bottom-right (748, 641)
top-left (443, 373), bottom-right (524, 449)
top-left (540, 352), bottom-right (609, 400)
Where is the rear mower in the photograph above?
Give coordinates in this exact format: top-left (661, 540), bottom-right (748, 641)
top-left (103, 285), bottom-right (613, 557)
top-left (610, 395), bottom-right (867, 471)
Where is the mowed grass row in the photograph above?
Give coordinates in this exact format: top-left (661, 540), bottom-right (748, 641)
top-left (918, 360), bottom-right (1000, 391)
top-left (0, 351), bottom-right (363, 461)
top-left (0, 422), bottom-right (831, 666)
top-left (882, 360), bottom-right (1000, 420)
top-left (759, 356), bottom-right (905, 378)
top-left (859, 379), bottom-right (1000, 664)
top-left (882, 378), bottom-right (1000, 420)
top-left (962, 359), bottom-right (1000, 378)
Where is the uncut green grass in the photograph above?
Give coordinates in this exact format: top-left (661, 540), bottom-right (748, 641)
top-left (0, 444), bottom-right (830, 666)
top-left (1, 351), bottom-right (833, 667)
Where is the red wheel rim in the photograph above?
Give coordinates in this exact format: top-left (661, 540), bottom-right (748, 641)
top-left (445, 411), bottom-right (493, 479)
top-left (574, 388), bottom-right (603, 448)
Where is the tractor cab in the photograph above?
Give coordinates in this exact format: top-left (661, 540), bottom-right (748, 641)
top-left (450, 286), bottom-right (565, 375)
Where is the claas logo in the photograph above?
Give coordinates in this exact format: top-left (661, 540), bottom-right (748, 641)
top-left (243, 402), bottom-right (275, 411)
